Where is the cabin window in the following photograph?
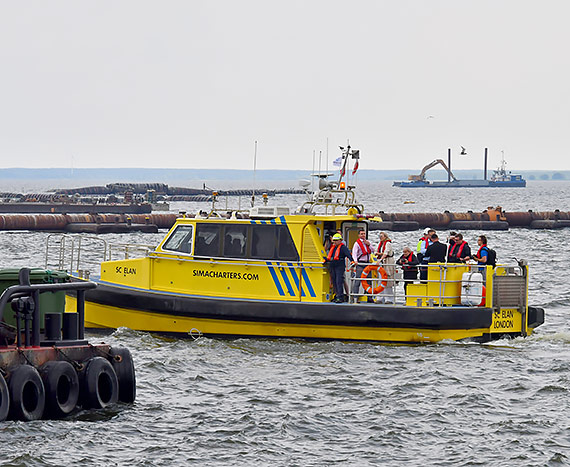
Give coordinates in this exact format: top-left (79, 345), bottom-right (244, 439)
top-left (162, 225), bottom-right (194, 254)
top-left (277, 226), bottom-right (298, 260)
top-left (250, 225), bottom-right (298, 261)
top-left (223, 225), bottom-right (247, 258)
top-left (195, 224), bottom-right (221, 257)
top-left (251, 225), bottom-right (276, 259)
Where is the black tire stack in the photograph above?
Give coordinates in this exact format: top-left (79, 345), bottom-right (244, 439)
top-left (0, 346), bottom-right (136, 421)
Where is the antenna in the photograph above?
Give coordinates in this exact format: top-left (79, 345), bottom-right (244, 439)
top-left (326, 137), bottom-right (329, 173)
top-left (312, 150), bottom-right (316, 192)
top-left (251, 140), bottom-right (257, 207)
top-left (337, 141), bottom-right (350, 185)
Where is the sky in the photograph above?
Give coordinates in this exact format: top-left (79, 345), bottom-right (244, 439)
top-left (0, 1), bottom-right (568, 171)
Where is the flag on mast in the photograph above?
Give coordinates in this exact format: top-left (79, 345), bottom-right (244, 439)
top-left (351, 149), bottom-right (360, 175)
top-left (352, 160), bottom-right (359, 175)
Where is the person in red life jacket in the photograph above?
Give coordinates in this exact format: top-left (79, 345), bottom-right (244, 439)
top-left (448, 233), bottom-right (471, 263)
top-left (351, 228), bottom-right (372, 297)
top-left (472, 235), bottom-right (491, 275)
top-left (324, 233), bottom-right (354, 303)
top-left (396, 246), bottom-right (419, 293)
top-left (376, 231), bottom-right (395, 303)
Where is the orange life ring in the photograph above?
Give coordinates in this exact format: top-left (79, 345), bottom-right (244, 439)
top-left (361, 265), bottom-right (388, 294)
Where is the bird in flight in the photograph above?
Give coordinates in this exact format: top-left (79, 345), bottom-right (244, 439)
top-left (427, 115), bottom-right (435, 119)
top-left (460, 146), bottom-right (467, 155)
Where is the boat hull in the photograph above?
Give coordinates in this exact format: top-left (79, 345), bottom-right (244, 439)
top-left (393, 180), bottom-right (526, 188)
top-left (67, 282), bottom-right (511, 344)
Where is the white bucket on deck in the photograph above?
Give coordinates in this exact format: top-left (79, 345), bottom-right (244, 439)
top-left (461, 272), bottom-right (483, 306)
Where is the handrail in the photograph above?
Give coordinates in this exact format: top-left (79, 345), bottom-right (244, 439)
top-left (45, 233), bottom-right (155, 273)
top-left (148, 251), bottom-right (326, 267)
top-left (347, 262), bottom-right (507, 306)
top-left (0, 268), bottom-right (97, 347)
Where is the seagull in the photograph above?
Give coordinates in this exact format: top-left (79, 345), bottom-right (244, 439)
top-left (460, 146), bottom-right (467, 155)
top-left (427, 115), bottom-right (435, 119)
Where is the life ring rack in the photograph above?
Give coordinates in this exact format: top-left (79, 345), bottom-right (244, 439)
top-left (361, 265), bottom-right (388, 294)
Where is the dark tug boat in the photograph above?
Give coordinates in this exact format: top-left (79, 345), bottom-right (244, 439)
top-left (0, 268), bottom-right (135, 421)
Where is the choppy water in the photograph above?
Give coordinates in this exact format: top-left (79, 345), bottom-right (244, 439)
top-left (1, 181), bottom-right (569, 466)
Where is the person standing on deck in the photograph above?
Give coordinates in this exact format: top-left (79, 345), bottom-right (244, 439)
top-left (472, 235), bottom-right (493, 278)
top-left (396, 247), bottom-right (419, 294)
top-left (448, 233), bottom-right (471, 263)
top-left (418, 228), bottom-right (434, 282)
top-left (325, 233), bottom-right (354, 303)
top-left (351, 228), bottom-right (372, 297)
top-left (376, 231), bottom-right (395, 304)
top-left (425, 233), bottom-right (447, 264)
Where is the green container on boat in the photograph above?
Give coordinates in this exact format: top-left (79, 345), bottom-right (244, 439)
top-left (0, 269), bottom-right (69, 329)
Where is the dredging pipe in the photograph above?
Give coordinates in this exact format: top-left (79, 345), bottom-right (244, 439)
top-left (0, 213), bottom-right (180, 232)
top-left (0, 209), bottom-right (570, 232)
top-left (372, 208), bottom-right (570, 231)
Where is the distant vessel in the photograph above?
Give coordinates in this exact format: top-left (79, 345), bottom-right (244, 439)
top-left (393, 148), bottom-right (526, 188)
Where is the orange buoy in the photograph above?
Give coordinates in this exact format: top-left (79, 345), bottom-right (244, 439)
top-left (361, 265), bottom-right (388, 294)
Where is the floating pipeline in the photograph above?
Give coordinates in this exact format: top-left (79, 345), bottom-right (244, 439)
top-left (0, 213), bottom-right (179, 232)
top-left (0, 203), bottom-right (152, 214)
top-left (1, 209), bottom-right (570, 232)
top-left (369, 208), bottom-right (570, 231)
top-left (53, 184), bottom-right (305, 196)
top-left (0, 268), bottom-right (136, 421)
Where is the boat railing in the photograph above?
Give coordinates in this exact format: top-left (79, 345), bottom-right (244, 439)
top-left (347, 261), bottom-right (524, 307)
top-left (298, 186), bottom-right (364, 216)
top-left (45, 234), bottom-right (155, 277)
top-left (107, 243), bottom-right (155, 261)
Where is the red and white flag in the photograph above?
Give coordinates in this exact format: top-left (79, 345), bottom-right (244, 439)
top-left (352, 160), bottom-right (359, 175)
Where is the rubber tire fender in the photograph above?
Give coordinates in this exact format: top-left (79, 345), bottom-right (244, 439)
top-left (40, 361), bottom-right (80, 418)
top-left (7, 365), bottom-right (46, 421)
top-left (0, 373), bottom-right (9, 421)
top-left (81, 357), bottom-right (119, 409)
top-left (109, 347), bottom-right (136, 403)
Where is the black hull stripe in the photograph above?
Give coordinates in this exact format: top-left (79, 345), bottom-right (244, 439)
top-left (77, 283), bottom-right (493, 331)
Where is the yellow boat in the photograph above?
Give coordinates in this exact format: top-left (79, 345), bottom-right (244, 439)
top-left (54, 148), bottom-right (544, 344)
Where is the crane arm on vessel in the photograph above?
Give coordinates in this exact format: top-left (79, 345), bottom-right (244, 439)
top-left (408, 159), bottom-right (457, 181)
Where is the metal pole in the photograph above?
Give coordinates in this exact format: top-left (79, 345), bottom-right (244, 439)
top-left (32, 290), bottom-right (40, 346)
top-left (77, 289), bottom-right (85, 340)
top-left (484, 147), bottom-right (488, 180)
top-left (448, 148), bottom-right (451, 183)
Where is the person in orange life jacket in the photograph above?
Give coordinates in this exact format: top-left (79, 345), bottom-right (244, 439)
top-left (472, 235), bottom-right (490, 275)
top-left (396, 246), bottom-right (419, 293)
top-left (448, 233), bottom-right (471, 263)
top-left (376, 231), bottom-right (395, 303)
top-left (418, 228), bottom-right (434, 282)
top-left (351, 228), bottom-right (372, 296)
top-left (336, 229), bottom-right (350, 295)
top-left (324, 233), bottom-right (354, 303)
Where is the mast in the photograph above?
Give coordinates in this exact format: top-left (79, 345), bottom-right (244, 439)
top-left (251, 140), bottom-right (257, 207)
